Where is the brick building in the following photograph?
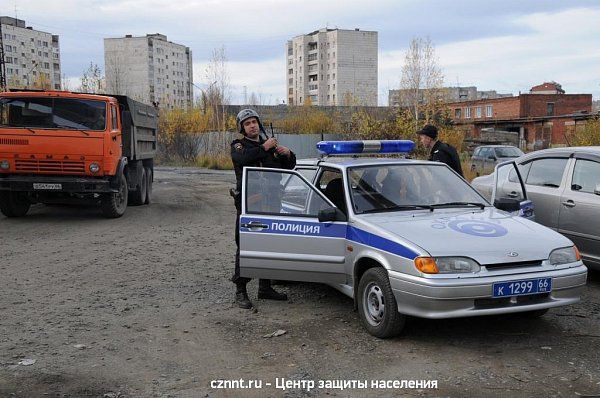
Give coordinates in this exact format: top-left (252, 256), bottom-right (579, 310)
top-left (447, 83), bottom-right (592, 150)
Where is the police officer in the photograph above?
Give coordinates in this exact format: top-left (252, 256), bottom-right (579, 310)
top-left (230, 108), bottom-right (296, 309)
top-left (417, 125), bottom-right (464, 177)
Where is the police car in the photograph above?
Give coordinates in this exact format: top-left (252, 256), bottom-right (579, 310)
top-left (238, 140), bottom-right (587, 338)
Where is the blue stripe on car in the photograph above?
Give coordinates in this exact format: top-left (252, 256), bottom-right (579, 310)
top-left (240, 217), bottom-right (419, 260)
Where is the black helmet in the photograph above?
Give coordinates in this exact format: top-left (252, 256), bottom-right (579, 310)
top-left (236, 108), bottom-right (263, 135)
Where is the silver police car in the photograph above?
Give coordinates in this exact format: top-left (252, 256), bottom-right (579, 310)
top-left (238, 140), bottom-right (587, 338)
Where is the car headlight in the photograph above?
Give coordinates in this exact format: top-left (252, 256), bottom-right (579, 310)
top-left (549, 246), bottom-right (581, 265)
top-left (89, 163), bottom-right (100, 173)
top-left (0, 160), bottom-right (9, 170)
top-left (414, 256), bottom-right (481, 274)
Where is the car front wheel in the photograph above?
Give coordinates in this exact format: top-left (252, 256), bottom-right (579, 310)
top-left (357, 267), bottom-right (406, 338)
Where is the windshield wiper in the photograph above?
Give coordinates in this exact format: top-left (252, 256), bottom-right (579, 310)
top-left (430, 202), bottom-right (486, 209)
top-left (362, 204), bottom-right (434, 214)
top-left (52, 124), bottom-right (90, 136)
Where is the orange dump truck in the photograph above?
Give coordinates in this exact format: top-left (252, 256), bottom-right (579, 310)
top-left (0, 90), bottom-right (158, 218)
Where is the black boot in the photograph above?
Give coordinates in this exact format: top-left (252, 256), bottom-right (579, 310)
top-left (235, 284), bottom-right (253, 309)
top-left (258, 280), bottom-right (288, 301)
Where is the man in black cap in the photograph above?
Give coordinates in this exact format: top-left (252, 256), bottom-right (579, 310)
top-left (230, 108), bottom-right (296, 309)
top-left (417, 125), bottom-right (464, 177)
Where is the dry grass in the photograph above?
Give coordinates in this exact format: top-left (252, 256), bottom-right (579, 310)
top-left (195, 154), bottom-right (233, 170)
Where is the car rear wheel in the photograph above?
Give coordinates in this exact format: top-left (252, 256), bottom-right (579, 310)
top-left (357, 267), bottom-right (405, 338)
top-left (129, 167), bottom-right (147, 206)
top-left (144, 167), bottom-right (152, 205)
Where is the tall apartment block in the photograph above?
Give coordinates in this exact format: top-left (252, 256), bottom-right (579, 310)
top-left (286, 28), bottom-right (378, 106)
top-left (1, 17), bottom-right (61, 90)
top-left (104, 34), bottom-right (193, 108)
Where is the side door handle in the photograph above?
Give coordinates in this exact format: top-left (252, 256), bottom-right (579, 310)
top-left (507, 191), bottom-right (518, 198)
top-left (241, 221), bottom-right (269, 230)
top-left (561, 200), bottom-right (576, 208)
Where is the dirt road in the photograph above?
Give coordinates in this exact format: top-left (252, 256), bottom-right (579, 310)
top-left (1, 167), bottom-right (599, 397)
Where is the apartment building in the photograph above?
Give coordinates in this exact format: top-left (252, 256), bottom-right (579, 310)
top-left (388, 86), bottom-right (512, 107)
top-left (1, 16), bottom-right (61, 90)
top-left (286, 28), bottom-right (377, 106)
top-left (104, 34), bottom-right (193, 108)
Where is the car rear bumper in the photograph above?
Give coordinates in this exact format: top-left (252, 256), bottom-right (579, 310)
top-left (388, 264), bottom-right (587, 319)
top-left (0, 174), bottom-right (117, 193)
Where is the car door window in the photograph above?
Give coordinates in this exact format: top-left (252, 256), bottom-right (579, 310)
top-left (509, 162), bottom-right (532, 183)
top-left (316, 169), bottom-right (346, 214)
top-left (296, 167), bottom-right (317, 182)
top-left (525, 158), bottom-right (568, 188)
top-left (571, 159), bottom-right (600, 194)
top-left (246, 169), bottom-right (331, 216)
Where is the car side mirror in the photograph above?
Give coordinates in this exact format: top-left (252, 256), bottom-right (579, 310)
top-left (318, 206), bottom-right (347, 222)
top-left (488, 155), bottom-right (497, 160)
top-left (493, 198), bottom-right (521, 212)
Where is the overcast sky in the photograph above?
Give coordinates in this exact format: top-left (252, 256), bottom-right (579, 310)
top-left (7, 0), bottom-right (600, 105)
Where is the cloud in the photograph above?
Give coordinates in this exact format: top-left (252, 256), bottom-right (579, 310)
top-left (379, 7), bottom-right (600, 104)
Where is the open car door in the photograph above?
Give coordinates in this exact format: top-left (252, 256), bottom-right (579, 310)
top-left (239, 167), bottom-right (348, 283)
top-left (491, 161), bottom-right (534, 220)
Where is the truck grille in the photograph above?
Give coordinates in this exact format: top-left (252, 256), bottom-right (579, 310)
top-left (0, 138), bottom-right (29, 145)
top-left (15, 159), bottom-right (86, 174)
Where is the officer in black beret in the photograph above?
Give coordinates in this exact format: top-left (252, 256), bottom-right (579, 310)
top-left (230, 109), bottom-right (296, 309)
top-left (417, 125), bottom-right (463, 177)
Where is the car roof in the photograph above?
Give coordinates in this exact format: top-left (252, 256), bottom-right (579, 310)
top-left (296, 156), bottom-right (439, 169)
top-left (519, 146), bottom-right (600, 162)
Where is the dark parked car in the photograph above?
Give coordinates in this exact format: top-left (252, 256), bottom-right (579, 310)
top-left (470, 145), bottom-right (524, 176)
top-left (472, 146), bottom-right (600, 270)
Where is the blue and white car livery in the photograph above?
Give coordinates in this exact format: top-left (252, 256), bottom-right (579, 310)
top-left (238, 140), bottom-right (587, 338)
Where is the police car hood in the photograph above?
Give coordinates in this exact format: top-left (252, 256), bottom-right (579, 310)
top-left (358, 208), bottom-right (572, 264)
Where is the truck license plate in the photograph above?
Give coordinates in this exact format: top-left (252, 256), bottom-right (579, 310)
top-left (493, 278), bottom-right (552, 298)
top-left (33, 183), bottom-right (62, 190)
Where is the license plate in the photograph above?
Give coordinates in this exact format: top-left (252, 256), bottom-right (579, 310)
top-left (493, 277), bottom-right (552, 298)
top-left (33, 183), bottom-right (62, 190)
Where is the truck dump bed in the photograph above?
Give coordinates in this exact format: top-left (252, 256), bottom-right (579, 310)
top-left (112, 95), bottom-right (158, 161)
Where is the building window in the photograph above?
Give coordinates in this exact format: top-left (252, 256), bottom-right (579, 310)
top-left (288, 68), bottom-right (293, 75)
top-left (475, 106), bottom-right (482, 118)
top-left (486, 105), bottom-right (493, 117)
top-left (547, 102), bottom-right (555, 116)
top-left (454, 108), bottom-right (462, 119)
top-left (465, 107), bottom-right (471, 119)
top-left (307, 53), bottom-right (316, 61)
top-left (288, 78), bottom-right (293, 84)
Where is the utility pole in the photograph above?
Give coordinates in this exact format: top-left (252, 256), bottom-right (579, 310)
top-left (0, 19), bottom-right (7, 91)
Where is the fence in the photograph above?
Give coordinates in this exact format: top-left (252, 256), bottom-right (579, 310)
top-left (197, 132), bottom-right (344, 159)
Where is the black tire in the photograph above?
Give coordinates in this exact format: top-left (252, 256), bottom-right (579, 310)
top-left (101, 173), bottom-right (128, 218)
top-left (144, 167), bottom-right (152, 205)
top-left (129, 167), bottom-right (147, 206)
top-left (0, 191), bottom-right (31, 217)
top-left (357, 267), bottom-right (406, 338)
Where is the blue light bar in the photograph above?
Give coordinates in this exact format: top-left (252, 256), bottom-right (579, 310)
top-left (316, 140), bottom-right (415, 155)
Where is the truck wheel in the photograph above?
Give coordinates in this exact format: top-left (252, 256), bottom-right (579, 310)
top-left (144, 167), bottom-right (152, 205)
top-left (101, 173), bottom-right (128, 218)
top-left (129, 167), bottom-right (147, 206)
top-left (0, 191), bottom-right (31, 217)
top-left (357, 268), bottom-right (405, 338)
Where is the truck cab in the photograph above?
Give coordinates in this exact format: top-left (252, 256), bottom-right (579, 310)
top-left (0, 90), bottom-right (157, 218)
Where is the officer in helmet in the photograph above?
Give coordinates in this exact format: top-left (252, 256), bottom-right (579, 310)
top-left (230, 108), bottom-right (296, 309)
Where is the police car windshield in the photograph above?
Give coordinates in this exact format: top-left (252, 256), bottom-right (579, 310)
top-left (348, 164), bottom-right (488, 214)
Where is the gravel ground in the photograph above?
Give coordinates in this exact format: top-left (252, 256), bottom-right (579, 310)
top-left (1, 166), bottom-right (599, 397)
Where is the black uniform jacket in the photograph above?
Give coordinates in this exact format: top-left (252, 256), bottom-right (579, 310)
top-left (429, 140), bottom-right (464, 177)
top-left (231, 136), bottom-right (297, 194)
